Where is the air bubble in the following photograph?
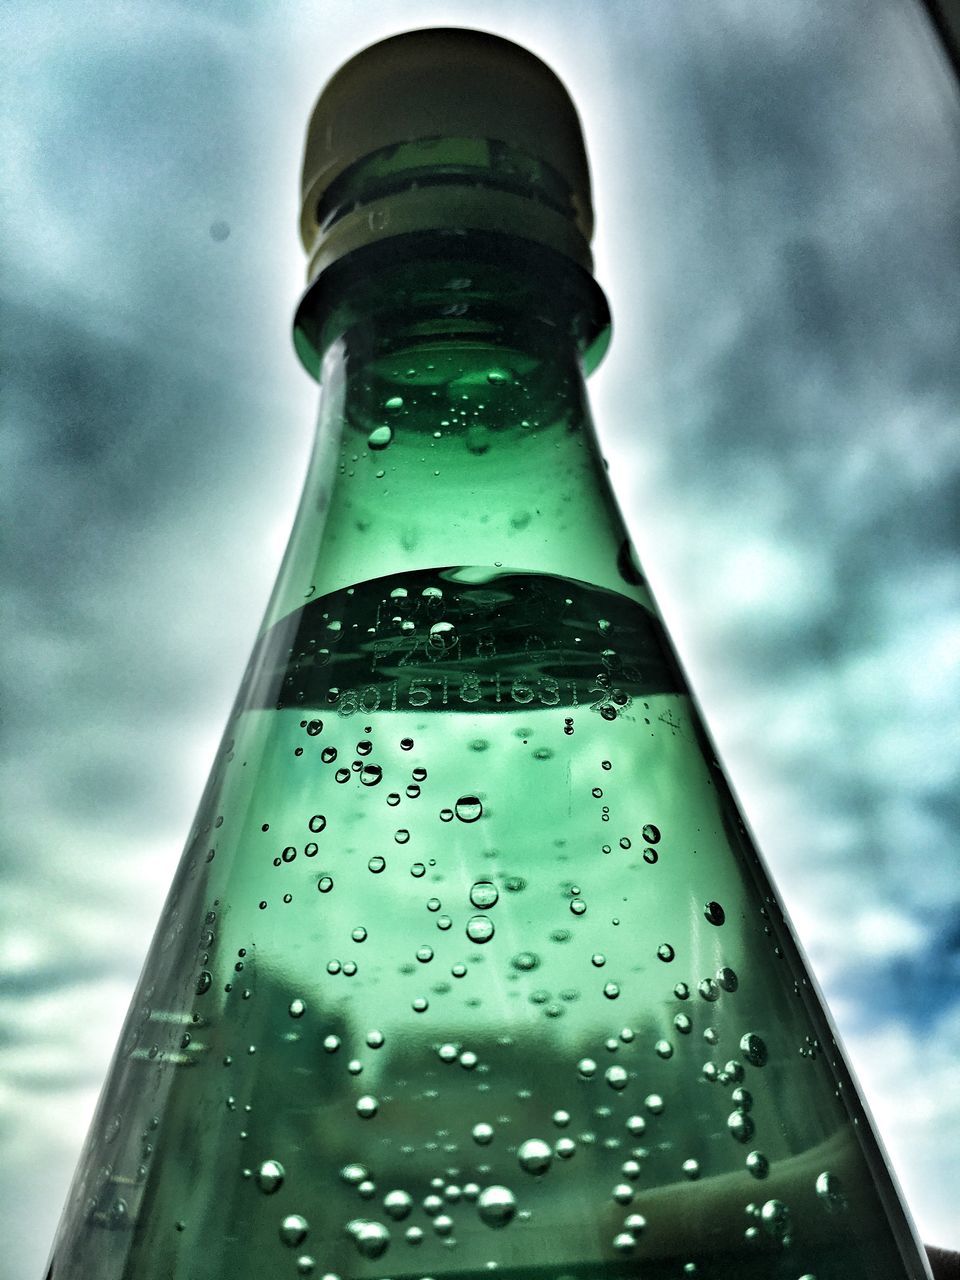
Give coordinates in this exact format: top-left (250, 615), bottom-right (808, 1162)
top-left (517, 1138), bottom-right (553, 1175)
top-left (605, 1065), bottom-right (628, 1091)
top-left (280, 1214), bottom-right (309, 1247)
top-left (740, 1033), bottom-right (768, 1067)
top-left (477, 1185), bottom-right (516, 1228)
top-left (470, 881), bottom-right (498, 908)
top-left (456, 796), bottom-right (483, 823)
top-left (467, 916), bottom-right (495, 943)
top-left (256, 1160), bottom-right (285, 1194)
top-left (727, 1112), bottom-right (755, 1143)
top-left (368, 425), bottom-right (393, 450)
top-left (383, 1190), bottom-right (413, 1220)
top-left (350, 1220), bottom-right (391, 1259)
top-left (746, 1150), bottom-right (770, 1179)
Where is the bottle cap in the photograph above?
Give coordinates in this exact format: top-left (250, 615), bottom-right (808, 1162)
top-left (299, 28), bottom-right (595, 283)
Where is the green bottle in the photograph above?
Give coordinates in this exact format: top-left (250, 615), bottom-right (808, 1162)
top-left (45, 28), bottom-right (933, 1280)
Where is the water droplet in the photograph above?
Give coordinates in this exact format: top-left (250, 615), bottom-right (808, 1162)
top-left (472, 1122), bottom-right (494, 1145)
top-left (383, 1189), bottom-right (413, 1220)
top-left (455, 795), bottom-right (483, 823)
top-left (350, 1220), bottom-right (391, 1259)
top-left (698, 979), bottom-right (720, 1002)
top-left (641, 824), bottom-right (661, 843)
top-left (366, 1029), bottom-right (384, 1049)
top-left (360, 764), bottom-right (382, 787)
top-left (368, 856), bottom-right (386, 874)
top-left (321, 746), bottom-right (337, 764)
top-left (412, 997), bottom-right (429, 1013)
top-left (626, 1115), bottom-right (646, 1136)
top-left (613, 1232), bottom-right (636, 1254)
top-left (740, 1033), bottom-right (768, 1067)
top-left (591, 952), bottom-right (606, 967)
top-left (644, 1094), bottom-right (664, 1114)
top-left (603, 982), bottom-right (621, 1000)
top-left (256, 1160), bottom-right (285, 1194)
top-left (555, 1136), bottom-right (576, 1159)
top-left (674, 982), bottom-right (689, 999)
top-left (577, 1057), bottom-right (597, 1079)
top-left (295, 1257), bottom-right (316, 1275)
top-left (518, 1138), bottom-right (552, 1175)
top-left (196, 970), bottom-right (212, 995)
top-left (682, 1159), bottom-right (701, 1180)
top-left (427, 897), bottom-right (441, 912)
top-left (439, 808), bottom-right (454, 822)
top-left (317, 875), bottom-right (334, 894)
top-left (746, 1150), bottom-right (769, 1179)
top-left (570, 899), bottom-right (586, 916)
top-left (704, 900), bottom-right (726, 926)
top-left (655, 1039), bottom-right (674, 1059)
top-left (356, 1095), bottom-right (379, 1119)
top-left (368, 425), bottom-right (393, 451)
top-left (394, 829), bottom-right (410, 845)
top-left (612, 1183), bottom-right (634, 1205)
top-left (323, 1034), bottom-right (340, 1053)
top-left (511, 951), bottom-right (539, 971)
top-left (605, 1065), bottom-right (629, 1091)
top-left (470, 880), bottom-right (498, 908)
top-left (477, 1185), bottom-right (516, 1228)
top-left (716, 966), bottom-right (738, 991)
top-left (289, 999), bottom-right (306, 1018)
top-left (467, 915), bottom-right (495, 943)
top-left (657, 944), bottom-right (675, 963)
top-left (417, 945), bottom-right (434, 963)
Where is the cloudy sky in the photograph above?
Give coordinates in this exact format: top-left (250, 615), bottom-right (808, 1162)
top-left (3, 0), bottom-right (959, 1275)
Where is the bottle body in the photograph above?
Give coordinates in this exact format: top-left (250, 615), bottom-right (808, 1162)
top-left (45, 237), bottom-right (932, 1280)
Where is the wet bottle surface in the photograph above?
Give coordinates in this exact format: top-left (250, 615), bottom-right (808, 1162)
top-left (45, 28), bottom-right (933, 1280)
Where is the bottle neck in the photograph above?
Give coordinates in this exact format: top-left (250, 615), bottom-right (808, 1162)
top-left (264, 235), bottom-right (642, 633)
